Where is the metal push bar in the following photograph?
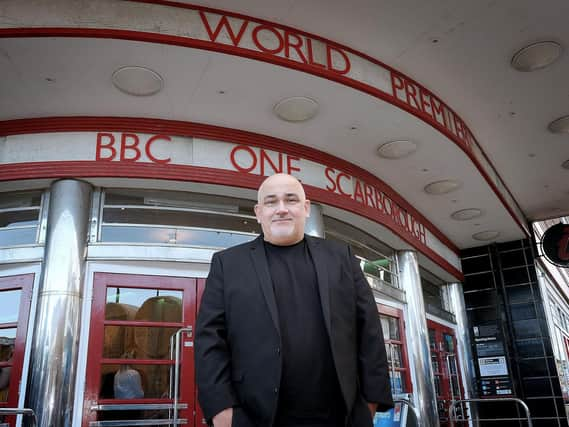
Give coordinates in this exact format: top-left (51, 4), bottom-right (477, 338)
top-left (449, 397), bottom-right (532, 427)
top-left (0, 408), bottom-right (37, 427)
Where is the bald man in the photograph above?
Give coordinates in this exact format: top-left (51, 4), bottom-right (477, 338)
top-left (195, 174), bottom-right (393, 427)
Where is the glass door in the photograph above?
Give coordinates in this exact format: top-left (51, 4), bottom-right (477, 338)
top-left (428, 320), bottom-right (465, 427)
top-left (0, 274), bottom-right (34, 427)
top-left (82, 273), bottom-right (198, 427)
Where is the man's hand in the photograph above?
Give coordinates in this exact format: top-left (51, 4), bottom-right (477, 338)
top-left (367, 402), bottom-right (378, 417)
top-left (212, 407), bottom-right (233, 427)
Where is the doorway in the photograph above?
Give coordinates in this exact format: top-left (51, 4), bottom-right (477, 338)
top-left (82, 272), bottom-right (206, 427)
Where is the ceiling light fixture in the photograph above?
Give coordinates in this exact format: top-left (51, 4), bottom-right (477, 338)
top-left (511, 41), bottom-right (563, 72)
top-left (273, 97), bottom-right (319, 122)
top-left (451, 208), bottom-right (483, 221)
top-left (548, 115), bottom-right (569, 134)
top-left (112, 66), bottom-right (164, 96)
top-left (472, 230), bottom-right (500, 241)
top-left (424, 179), bottom-right (462, 195)
top-left (377, 140), bottom-right (418, 159)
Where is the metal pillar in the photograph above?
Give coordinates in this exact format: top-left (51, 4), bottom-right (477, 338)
top-left (26, 179), bottom-right (92, 427)
top-left (445, 282), bottom-right (480, 426)
top-left (305, 203), bottom-right (325, 238)
top-left (397, 250), bottom-right (439, 427)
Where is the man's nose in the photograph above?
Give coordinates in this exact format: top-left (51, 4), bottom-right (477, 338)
top-left (275, 200), bottom-right (288, 212)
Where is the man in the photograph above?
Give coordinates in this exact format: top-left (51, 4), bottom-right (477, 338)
top-left (195, 173), bottom-right (393, 427)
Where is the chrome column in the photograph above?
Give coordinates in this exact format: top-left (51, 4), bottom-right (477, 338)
top-left (445, 282), bottom-right (479, 426)
top-left (305, 203), bottom-right (325, 238)
top-left (397, 250), bottom-right (439, 426)
top-left (26, 179), bottom-right (92, 427)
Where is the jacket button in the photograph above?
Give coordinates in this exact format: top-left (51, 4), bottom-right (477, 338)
top-left (276, 347), bottom-right (281, 355)
top-left (273, 387), bottom-right (278, 394)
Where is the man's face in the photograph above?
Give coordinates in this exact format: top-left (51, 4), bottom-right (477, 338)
top-left (254, 174), bottom-right (310, 246)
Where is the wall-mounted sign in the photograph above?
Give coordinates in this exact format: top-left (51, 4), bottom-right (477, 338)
top-left (478, 356), bottom-right (508, 377)
top-left (542, 223), bottom-right (569, 267)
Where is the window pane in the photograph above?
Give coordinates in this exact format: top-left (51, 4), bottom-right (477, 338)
top-left (101, 225), bottom-right (256, 247)
top-left (390, 371), bottom-right (403, 394)
top-left (0, 290), bottom-right (22, 324)
top-left (0, 227), bottom-right (37, 246)
top-left (106, 289), bottom-right (183, 323)
top-left (103, 208), bottom-right (259, 234)
top-left (0, 210), bottom-right (39, 228)
top-left (103, 326), bottom-right (178, 360)
top-left (0, 329), bottom-right (16, 362)
top-left (388, 317), bottom-right (400, 340)
top-left (380, 317), bottom-right (390, 341)
top-left (100, 364), bottom-right (171, 399)
top-left (443, 333), bottom-right (455, 353)
top-left (0, 191), bottom-right (42, 209)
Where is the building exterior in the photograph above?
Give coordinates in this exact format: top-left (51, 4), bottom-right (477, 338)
top-left (0, 1), bottom-right (568, 426)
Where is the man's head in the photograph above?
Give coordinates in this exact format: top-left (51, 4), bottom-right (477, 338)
top-left (254, 173), bottom-right (310, 246)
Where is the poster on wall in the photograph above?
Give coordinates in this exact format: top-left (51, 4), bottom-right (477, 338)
top-left (373, 402), bottom-right (406, 427)
top-left (478, 356), bottom-right (508, 377)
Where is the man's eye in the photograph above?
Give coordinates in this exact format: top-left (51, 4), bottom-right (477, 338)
top-left (287, 198), bottom-right (299, 203)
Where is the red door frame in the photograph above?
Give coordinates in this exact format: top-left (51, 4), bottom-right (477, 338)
top-left (378, 304), bottom-right (412, 393)
top-left (427, 319), bottom-right (465, 425)
top-left (82, 272), bottom-right (197, 427)
top-left (0, 274), bottom-right (34, 426)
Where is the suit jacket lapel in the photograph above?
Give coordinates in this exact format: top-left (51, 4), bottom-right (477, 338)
top-left (250, 236), bottom-right (281, 336)
top-left (306, 235), bottom-right (332, 337)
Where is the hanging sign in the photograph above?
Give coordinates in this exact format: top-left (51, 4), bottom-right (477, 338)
top-left (542, 223), bottom-right (569, 267)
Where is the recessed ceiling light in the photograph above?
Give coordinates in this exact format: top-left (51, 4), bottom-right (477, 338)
top-left (511, 41), bottom-right (563, 72)
top-left (377, 140), bottom-right (418, 159)
top-left (424, 179), bottom-right (462, 195)
top-left (112, 66), bottom-right (164, 96)
top-left (273, 97), bottom-right (319, 122)
top-left (451, 208), bottom-right (483, 220)
top-left (548, 115), bottom-right (569, 134)
top-left (472, 230), bottom-right (500, 241)
top-left (562, 159), bottom-right (569, 169)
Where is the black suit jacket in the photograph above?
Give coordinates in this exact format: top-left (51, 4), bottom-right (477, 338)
top-left (195, 235), bottom-right (393, 426)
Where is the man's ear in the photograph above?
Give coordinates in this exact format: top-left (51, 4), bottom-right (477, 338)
top-left (254, 204), bottom-right (262, 223)
top-left (305, 199), bottom-right (311, 217)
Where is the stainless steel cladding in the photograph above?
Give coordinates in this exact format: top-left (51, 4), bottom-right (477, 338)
top-left (26, 180), bottom-right (92, 427)
top-left (397, 250), bottom-right (439, 427)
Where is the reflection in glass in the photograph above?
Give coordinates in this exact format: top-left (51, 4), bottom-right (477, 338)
top-left (106, 288), bottom-right (183, 322)
top-left (104, 326), bottom-right (178, 360)
top-left (101, 225), bottom-right (256, 247)
top-left (380, 315), bottom-right (400, 340)
top-left (0, 329), bottom-right (15, 402)
top-left (0, 291), bottom-right (21, 324)
top-left (100, 364), bottom-right (171, 399)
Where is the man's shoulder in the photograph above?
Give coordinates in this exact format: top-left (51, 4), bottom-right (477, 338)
top-left (213, 237), bottom-right (259, 259)
top-left (306, 234), bottom-right (350, 255)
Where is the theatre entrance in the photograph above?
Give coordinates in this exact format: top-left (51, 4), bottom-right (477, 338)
top-left (82, 272), bottom-right (207, 427)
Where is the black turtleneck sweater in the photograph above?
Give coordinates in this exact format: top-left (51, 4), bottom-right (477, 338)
top-left (264, 239), bottom-right (345, 426)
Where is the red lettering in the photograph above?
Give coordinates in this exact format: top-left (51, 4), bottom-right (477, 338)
top-left (374, 188), bottom-right (384, 212)
top-left (326, 44), bottom-right (350, 74)
top-left (145, 135), bottom-right (171, 164)
top-left (260, 149), bottom-right (283, 175)
top-left (230, 145), bottom-right (257, 173)
top-left (306, 38), bottom-right (326, 69)
top-left (391, 73), bottom-right (405, 99)
top-left (420, 90), bottom-right (432, 117)
top-left (325, 167), bottom-right (337, 192)
top-left (353, 180), bottom-right (365, 204)
top-left (286, 155), bottom-right (301, 174)
top-left (199, 12), bottom-right (249, 46)
top-left (364, 184), bottom-right (376, 208)
top-left (284, 31), bottom-right (308, 63)
top-left (431, 96), bottom-right (447, 128)
top-left (120, 133), bottom-right (141, 162)
top-left (454, 115), bottom-right (466, 141)
top-left (337, 172), bottom-right (352, 197)
top-left (96, 132), bottom-right (116, 161)
top-left (252, 25), bottom-right (284, 54)
top-left (404, 80), bottom-right (420, 110)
